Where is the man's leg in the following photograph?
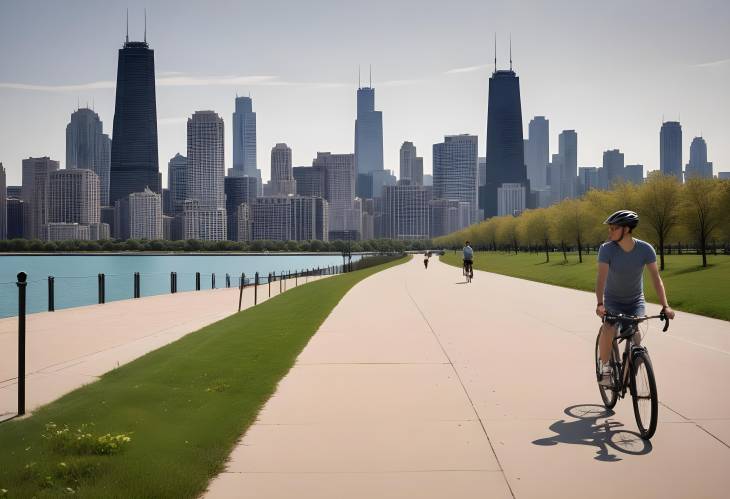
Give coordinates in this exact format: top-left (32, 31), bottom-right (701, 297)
top-left (599, 322), bottom-right (617, 364)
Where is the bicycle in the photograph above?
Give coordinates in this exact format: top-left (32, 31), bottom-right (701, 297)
top-left (462, 261), bottom-right (473, 283)
top-left (594, 311), bottom-right (670, 440)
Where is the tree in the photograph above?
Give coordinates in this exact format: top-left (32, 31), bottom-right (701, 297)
top-left (636, 173), bottom-right (681, 270)
top-left (550, 199), bottom-right (596, 263)
top-left (523, 208), bottom-right (553, 262)
top-left (680, 178), bottom-right (724, 267)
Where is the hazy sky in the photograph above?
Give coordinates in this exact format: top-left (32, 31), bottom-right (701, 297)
top-left (1, 0), bottom-right (728, 187)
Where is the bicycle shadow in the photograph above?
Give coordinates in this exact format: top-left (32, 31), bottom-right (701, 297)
top-left (532, 404), bottom-right (652, 461)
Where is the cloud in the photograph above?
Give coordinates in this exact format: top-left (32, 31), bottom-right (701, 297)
top-left (693, 57), bottom-right (730, 68)
top-left (444, 64), bottom-right (489, 75)
top-left (0, 73), bottom-right (349, 92)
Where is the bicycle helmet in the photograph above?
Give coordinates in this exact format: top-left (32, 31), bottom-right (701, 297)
top-left (603, 210), bottom-right (639, 229)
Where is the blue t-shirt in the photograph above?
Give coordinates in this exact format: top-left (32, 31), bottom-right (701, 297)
top-left (463, 246), bottom-right (474, 260)
top-left (598, 238), bottom-right (656, 307)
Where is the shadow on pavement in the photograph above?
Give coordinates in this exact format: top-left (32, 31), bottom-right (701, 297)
top-left (533, 404), bottom-right (652, 461)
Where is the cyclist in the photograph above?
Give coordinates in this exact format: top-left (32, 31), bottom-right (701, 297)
top-left (463, 241), bottom-right (474, 279)
top-left (595, 210), bottom-right (675, 386)
top-left (424, 251), bottom-right (429, 269)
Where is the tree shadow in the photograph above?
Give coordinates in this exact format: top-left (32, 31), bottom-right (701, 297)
top-left (532, 404), bottom-right (652, 461)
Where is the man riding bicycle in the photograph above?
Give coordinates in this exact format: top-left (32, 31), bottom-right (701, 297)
top-left (595, 210), bottom-right (675, 387)
top-left (463, 241), bottom-right (474, 278)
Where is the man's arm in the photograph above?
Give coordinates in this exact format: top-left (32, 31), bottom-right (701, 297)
top-left (595, 262), bottom-right (608, 316)
top-left (646, 262), bottom-right (675, 318)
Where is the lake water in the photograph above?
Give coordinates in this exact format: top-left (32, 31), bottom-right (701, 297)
top-left (0, 253), bottom-right (358, 318)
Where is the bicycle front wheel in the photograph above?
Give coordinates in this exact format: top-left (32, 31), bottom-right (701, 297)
top-left (595, 330), bottom-right (618, 409)
top-left (631, 351), bottom-right (658, 439)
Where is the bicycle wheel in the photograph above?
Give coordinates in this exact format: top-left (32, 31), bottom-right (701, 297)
top-left (595, 330), bottom-right (619, 409)
top-left (631, 351), bottom-right (658, 439)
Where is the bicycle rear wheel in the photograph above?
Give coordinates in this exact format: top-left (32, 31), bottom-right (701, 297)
top-left (631, 351), bottom-right (658, 439)
top-left (595, 330), bottom-right (619, 409)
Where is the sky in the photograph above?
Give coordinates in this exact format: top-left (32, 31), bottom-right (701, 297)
top-left (1, 0), bottom-right (729, 187)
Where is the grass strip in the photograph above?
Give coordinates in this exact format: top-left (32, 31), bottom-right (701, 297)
top-left (441, 251), bottom-right (729, 321)
top-left (0, 256), bottom-right (408, 498)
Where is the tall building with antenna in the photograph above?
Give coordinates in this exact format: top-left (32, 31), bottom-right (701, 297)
top-left (109, 10), bottom-right (161, 205)
top-left (354, 66), bottom-right (384, 177)
top-left (481, 37), bottom-right (530, 218)
top-left (660, 121), bottom-right (682, 181)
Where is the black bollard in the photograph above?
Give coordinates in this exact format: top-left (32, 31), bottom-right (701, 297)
top-left (268, 273), bottom-right (271, 298)
top-left (238, 273), bottom-right (245, 312)
top-left (212, 273), bottom-right (216, 289)
top-left (17, 272), bottom-right (27, 416)
top-left (48, 276), bottom-right (55, 312)
top-left (98, 273), bottom-right (105, 304)
top-left (196, 272), bottom-right (201, 291)
top-left (170, 272), bottom-right (175, 293)
top-left (134, 272), bottom-right (140, 298)
top-left (226, 273), bottom-right (230, 288)
top-left (280, 270), bottom-right (283, 293)
top-left (254, 272), bottom-right (259, 305)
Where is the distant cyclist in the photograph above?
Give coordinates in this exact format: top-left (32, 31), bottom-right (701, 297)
top-left (424, 251), bottom-right (430, 269)
top-left (595, 210), bottom-right (675, 386)
top-left (463, 241), bottom-right (474, 279)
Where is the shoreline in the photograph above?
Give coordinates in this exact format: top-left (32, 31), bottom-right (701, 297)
top-left (0, 251), bottom-right (370, 257)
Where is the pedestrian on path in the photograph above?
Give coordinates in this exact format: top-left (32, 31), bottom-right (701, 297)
top-left (424, 252), bottom-right (430, 269)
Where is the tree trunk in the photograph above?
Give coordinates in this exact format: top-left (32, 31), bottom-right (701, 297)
top-left (701, 233), bottom-right (707, 267)
top-left (561, 241), bottom-right (567, 262)
top-left (577, 239), bottom-right (583, 263)
top-left (544, 240), bottom-right (550, 263)
top-left (659, 235), bottom-right (665, 271)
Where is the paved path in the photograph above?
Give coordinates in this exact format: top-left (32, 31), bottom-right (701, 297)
top-left (0, 273), bottom-right (322, 419)
top-left (206, 256), bottom-right (730, 499)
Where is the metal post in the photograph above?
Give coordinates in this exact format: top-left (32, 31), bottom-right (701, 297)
top-left (98, 273), bottom-right (105, 304)
top-left (268, 273), bottom-right (271, 297)
top-left (196, 272), bottom-right (201, 291)
top-left (17, 272), bottom-right (27, 416)
top-left (134, 272), bottom-right (140, 298)
top-left (238, 273), bottom-right (245, 312)
top-left (212, 273), bottom-right (216, 289)
top-left (295, 270), bottom-right (298, 287)
top-left (254, 272), bottom-right (259, 305)
top-left (226, 273), bottom-right (230, 288)
top-left (170, 272), bottom-right (175, 293)
top-left (48, 275), bottom-right (55, 312)
top-left (280, 271), bottom-right (283, 293)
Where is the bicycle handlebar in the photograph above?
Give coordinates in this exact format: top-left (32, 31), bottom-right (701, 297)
top-left (603, 312), bottom-right (670, 332)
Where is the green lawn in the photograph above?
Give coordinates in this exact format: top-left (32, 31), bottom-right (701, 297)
top-left (441, 251), bottom-right (730, 321)
top-left (0, 256), bottom-right (407, 498)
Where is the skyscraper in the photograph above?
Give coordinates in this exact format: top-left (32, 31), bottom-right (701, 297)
top-left (129, 187), bottom-right (162, 240)
top-left (187, 111), bottom-right (227, 241)
top-left (66, 108), bottom-right (111, 205)
top-left (433, 135), bottom-right (479, 225)
top-left (558, 130), bottom-right (577, 200)
top-left (167, 153), bottom-right (188, 215)
top-left (293, 166), bottom-right (324, 198)
top-left (270, 143), bottom-right (296, 195)
top-left (685, 137), bottom-right (713, 179)
top-left (602, 149), bottom-right (625, 187)
top-left (224, 176), bottom-right (257, 241)
top-left (482, 67), bottom-right (529, 219)
top-left (624, 164), bottom-right (644, 184)
top-left (110, 36), bottom-right (160, 203)
top-left (354, 82), bottom-right (384, 175)
top-left (312, 152), bottom-right (358, 238)
top-left (660, 121), bottom-right (682, 181)
top-left (0, 163), bottom-right (6, 240)
top-left (525, 116), bottom-right (549, 190)
top-left (232, 96), bottom-right (260, 185)
top-left (399, 142), bottom-right (423, 185)
top-left (22, 156), bottom-right (59, 239)
top-left (382, 184), bottom-right (432, 240)
top-left (48, 169), bottom-right (100, 226)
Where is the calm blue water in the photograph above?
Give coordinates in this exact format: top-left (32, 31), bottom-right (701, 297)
top-left (0, 254), bottom-right (358, 318)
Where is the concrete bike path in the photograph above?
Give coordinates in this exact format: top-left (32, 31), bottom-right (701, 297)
top-left (205, 256), bottom-right (730, 499)
top-left (0, 274), bottom-right (323, 419)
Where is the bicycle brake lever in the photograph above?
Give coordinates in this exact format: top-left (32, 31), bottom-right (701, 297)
top-left (661, 313), bottom-right (669, 332)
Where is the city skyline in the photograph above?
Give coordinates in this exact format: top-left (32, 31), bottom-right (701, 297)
top-left (1, 0), bottom-right (728, 187)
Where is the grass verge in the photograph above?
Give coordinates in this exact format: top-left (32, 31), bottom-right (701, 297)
top-left (0, 256), bottom-right (408, 498)
top-left (441, 251), bottom-right (730, 321)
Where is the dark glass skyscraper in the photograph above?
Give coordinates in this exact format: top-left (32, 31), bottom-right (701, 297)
top-left (659, 121), bottom-right (682, 181)
top-left (110, 39), bottom-right (160, 204)
top-left (481, 69), bottom-right (529, 218)
top-left (354, 86), bottom-right (384, 175)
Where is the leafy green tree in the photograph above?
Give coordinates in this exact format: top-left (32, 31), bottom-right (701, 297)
top-left (636, 173), bottom-right (681, 270)
top-left (680, 178), bottom-right (724, 267)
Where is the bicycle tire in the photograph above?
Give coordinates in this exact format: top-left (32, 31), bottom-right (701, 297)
top-left (595, 330), bottom-right (619, 409)
top-left (631, 351), bottom-right (658, 439)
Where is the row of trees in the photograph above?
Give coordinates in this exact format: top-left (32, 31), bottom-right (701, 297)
top-left (0, 237), bottom-right (434, 254)
top-left (434, 175), bottom-right (730, 269)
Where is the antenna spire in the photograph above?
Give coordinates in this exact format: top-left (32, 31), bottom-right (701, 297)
top-left (358, 65), bottom-right (361, 88)
top-left (509, 34), bottom-right (512, 71)
top-left (144, 9), bottom-right (147, 42)
top-left (126, 8), bottom-right (129, 43)
top-left (369, 64), bottom-right (372, 87)
top-left (494, 34), bottom-right (497, 72)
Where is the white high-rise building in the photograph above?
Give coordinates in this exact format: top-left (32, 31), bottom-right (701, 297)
top-left (271, 143), bottom-right (297, 195)
top-left (168, 153), bottom-right (188, 214)
top-left (382, 184), bottom-right (432, 240)
top-left (433, 134), bottom-right (478, 225)
top-left (558, 130), bottom-right (577, 200)
top-left (66, 108), bottom-right (111, 206)
top-left (187, 111), bottom-right (227, 241)
top-left (497, 183), bottom-right (526, 216)
top-left (48, 169), bottom-right (100, 230)
top-left (399, 142), bottom-right (423, 185)
top-left (312, 152), bottom-right (357, 236)
top-left (22, 156), bottom-right (60, 239)
top-left (129, 188), bottom-right (162, 240)
top-left (525, 117), bottom-right (549, 190)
